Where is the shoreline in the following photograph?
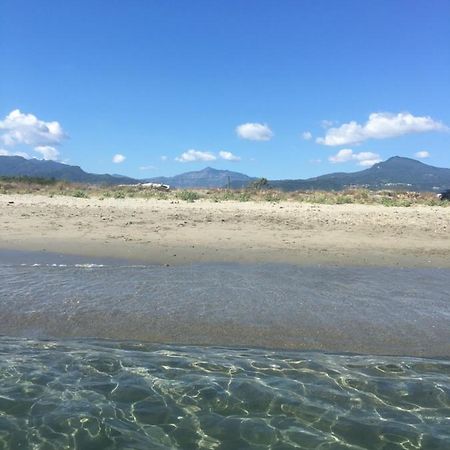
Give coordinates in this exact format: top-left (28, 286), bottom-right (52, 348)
top-left (2, 261), bottom-right (449, 358)
top-left (2, 193), bottom-right (450, 267)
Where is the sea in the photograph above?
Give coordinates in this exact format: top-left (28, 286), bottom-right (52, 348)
top-left (0, 250), bottom-right (449, 449)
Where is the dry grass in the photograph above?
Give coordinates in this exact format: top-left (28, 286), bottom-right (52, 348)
top-left (0, 177), bottom-right (447, 207)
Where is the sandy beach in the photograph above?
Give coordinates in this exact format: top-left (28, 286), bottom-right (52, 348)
top-left (1, 193), bottom-right (449, 267)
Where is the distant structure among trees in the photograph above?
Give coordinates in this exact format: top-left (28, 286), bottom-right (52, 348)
top-left (249, 178), bottom-right (269, 190)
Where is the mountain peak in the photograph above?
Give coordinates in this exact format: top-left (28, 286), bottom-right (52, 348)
top-left (382, 156), bottom-right (423, 165)
top-left (370, 156), bottom-right (427, 171)
top-left (271, 156), bottom-right (450, 192)
top-left (147, 166), bottom-right (254, 188)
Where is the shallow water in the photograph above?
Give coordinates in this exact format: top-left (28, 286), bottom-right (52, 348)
top-left (0, 253), bottom-right (449, 356)
top-left (0, 336), bottom-right (449, 449)
top-left (0, 250), bottom-right (449, 448)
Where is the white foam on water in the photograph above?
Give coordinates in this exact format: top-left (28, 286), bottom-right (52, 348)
top-left (74, 263), bottom-right (105, 268)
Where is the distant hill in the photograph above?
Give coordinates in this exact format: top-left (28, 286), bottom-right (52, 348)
top-left (1, 155), bottom-right (449, 191)
top-left (145, 167), bottom-right (256, 189)
top-left (270, 157), bottom-right (450, 192)
top-left (0, 156), bottom-right (138, 185)
top-left (145, 157), bottom-right (450, 191)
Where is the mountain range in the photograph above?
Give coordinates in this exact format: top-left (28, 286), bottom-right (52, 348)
top-left (1, 155), bottom-right (449, 192)
top-left (0, 156), bottom-right (138, 185)
top-left (269, 156), bottom-right (450, 192)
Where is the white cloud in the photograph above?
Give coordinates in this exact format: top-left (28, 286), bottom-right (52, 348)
top-left (328, 149), bottom-right (354, 163)
top-left (358, 158), bottom-right (382, 167)
top-left (34, 145), bottom-right (60, 161)
top-left (0, 109), bottom-right (66, 147)
top-left (112, 154), bottom-right (126, 163)
top-left (174, 149), bottom-right (241, 163)
top-left (160, 155), bottom-right (168, 161)
top-left (0, 148), bottom-right (30, 158)
top-left (328, 149), bottom-right (381, 167)
top-left (175, 149), bottom-right (217, 163)
top-left (317, 112), bottom-right (447, 146)
top-left (302, 131), bottom-right (312, 140)
top-left (2, 144), bottom-right (59, 161)
top-left (415, 150), bottom-right (430, 159)
top-left (236, 123), bottom-right (273, 141)
top-left (219, 150), bottom-right (241, 161)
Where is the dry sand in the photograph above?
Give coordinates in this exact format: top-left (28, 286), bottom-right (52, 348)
top-left (1, 193), bottom-right (450, 267)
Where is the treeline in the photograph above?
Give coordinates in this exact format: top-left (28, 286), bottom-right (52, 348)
top-left (0, 176), bottom-right (59, 185)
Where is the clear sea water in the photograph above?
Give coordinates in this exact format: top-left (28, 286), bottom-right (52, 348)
top-left (0, 251), bottom-right (449, 449)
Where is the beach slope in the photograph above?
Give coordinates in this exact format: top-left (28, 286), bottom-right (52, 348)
top-left (1, 194), bottom-right (450, 267)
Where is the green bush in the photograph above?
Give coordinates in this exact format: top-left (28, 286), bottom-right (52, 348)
top-left (264, 193), bottom-right (281, 202)
top-left (238, 193), bottom-right (251, 202)
top-left (177, 191), bottom-right (200, 202)
top-left (380, 198), bottom-right (396, 207)
top-left (220, 191), bottom-right (238, 201)
top-left (114, 191), bottom-right (126, 199)
top-left (336, 195), bottom-right (354, 204)
top-left (72, 190), bottom-right (88, 198)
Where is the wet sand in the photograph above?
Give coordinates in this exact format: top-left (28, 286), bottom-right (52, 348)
top-left (1, 261), bottom-right (449, 357)
top-left (1, 194), bottom-right (450, 267)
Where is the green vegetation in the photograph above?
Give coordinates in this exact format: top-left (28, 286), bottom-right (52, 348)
top-left (0, 176), bottom-right (449, 207)
top-left (335, 195), bottom-right (354, 204)
top-left (0, 176), bottom-right (58, 185)
top-left (113, 191), bottom-right (126, 199)
top-left (264, 192), bottom-right (281, 203)
top-left (176, 190), bottom-right (201, 202)
top-left (249, 177), bottom-right (269, 190)
top-left (72, 190), bottom-right (89, 198)
top-left (238, 192), bottom-right (251, 202)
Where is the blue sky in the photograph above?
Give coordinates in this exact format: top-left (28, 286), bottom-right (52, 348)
top-left (1, 0), bottom-right (449, 179)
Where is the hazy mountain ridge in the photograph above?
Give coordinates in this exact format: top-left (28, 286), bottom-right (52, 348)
top-left (270, 157), bottom-right (450, 191)
top-left (145, 167), bottom-right (255, 189)
top-left (0, 156), bottom-right (138, 185)
top-left (1, 155), bottom-right (449, 191)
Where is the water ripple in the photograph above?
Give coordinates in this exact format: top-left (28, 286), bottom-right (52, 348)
top-left (0, 337), bottom-right (448, 449)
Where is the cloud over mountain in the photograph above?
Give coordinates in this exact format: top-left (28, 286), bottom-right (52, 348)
top-left (328, 149), bottom-right (381, 167)
top-left (0, 110), bottom-right (66, 147)
top-left (317, 112), bottom-right (446, 146)
top-left (0, 148), bottom-right (30, 159)
top-left (175, 149), bottom-right (242, 163)
top-left (35, 146), bottom-right (60, 161)
top-left (175, 149), bottom-right (217, 162)
top-left (415, 151), bottom-right (430, 159)
top-left (219, 151), bottom-right (241, 161)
